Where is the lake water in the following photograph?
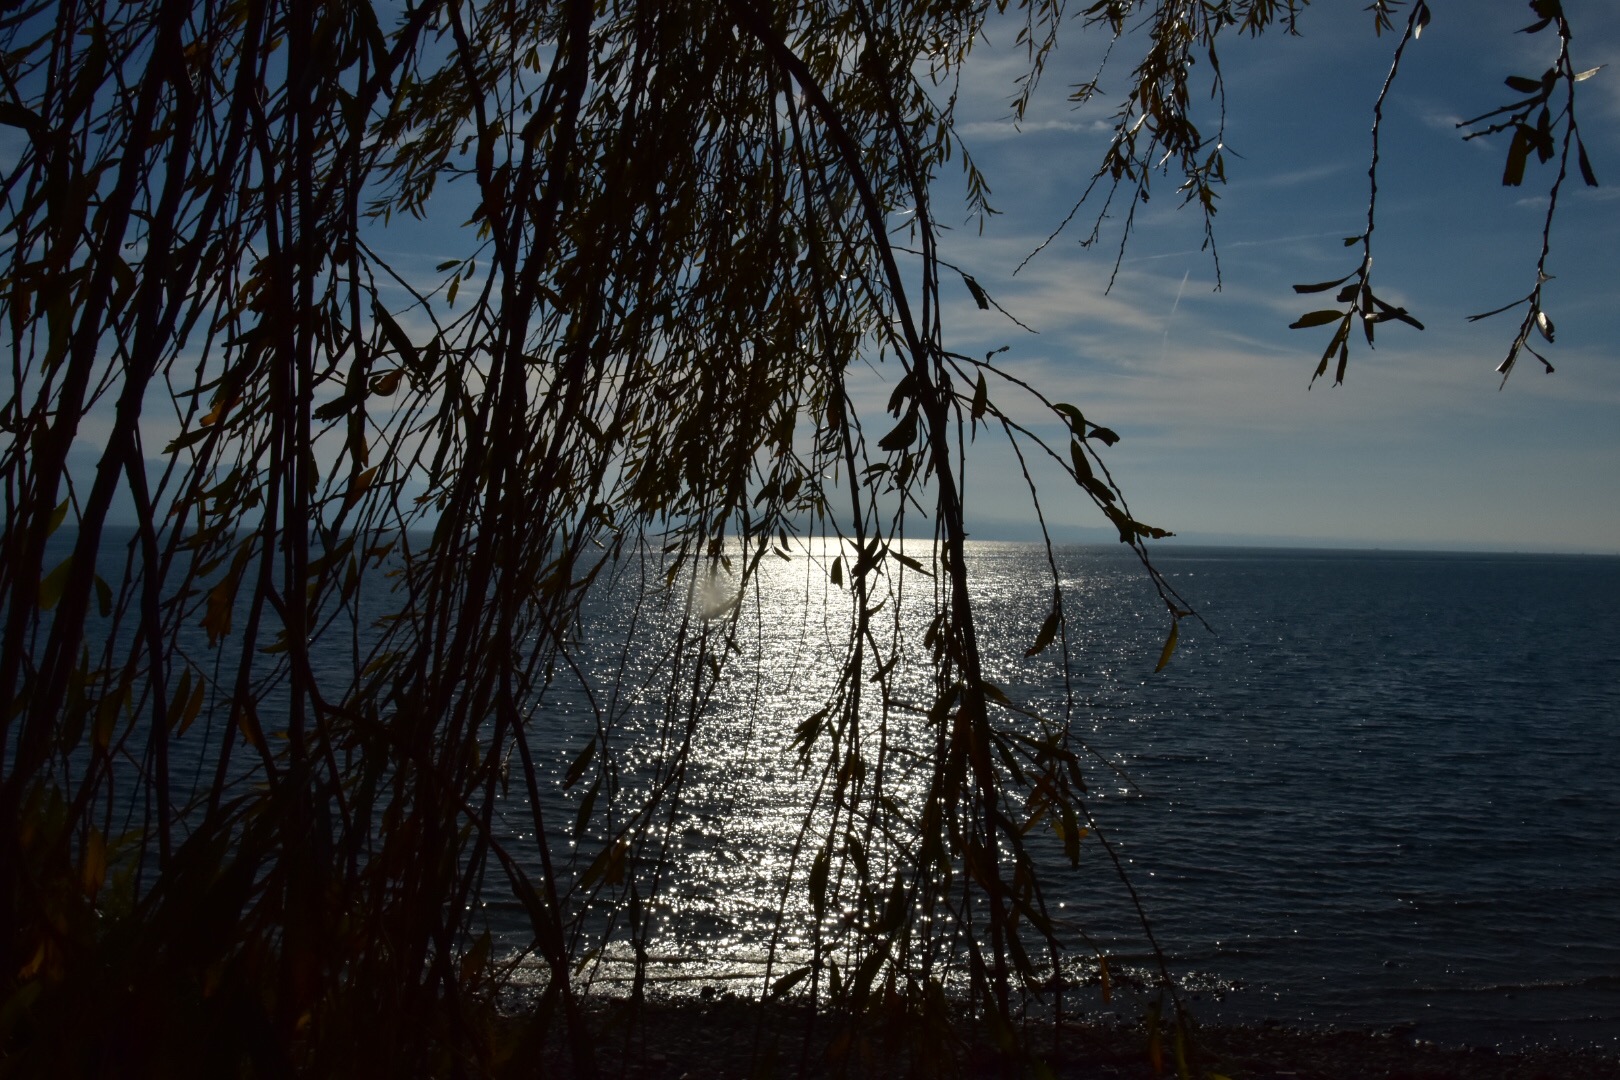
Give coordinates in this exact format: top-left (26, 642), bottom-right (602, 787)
top-left (1004, 545), bottom-right (1620, 1048)
top-left (521, 542), bottom-right (1620, 1049)
top-left (43, 534), bottom-right (1620, 1049)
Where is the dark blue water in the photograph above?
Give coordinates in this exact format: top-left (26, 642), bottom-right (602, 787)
top-left (973, 545), bottom-right (1620, 1048)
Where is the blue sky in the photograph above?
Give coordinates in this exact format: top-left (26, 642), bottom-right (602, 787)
top-left (39, 3), bottom-right (1615, 554)
top-left (914, 2), bottom-right (1620, 553)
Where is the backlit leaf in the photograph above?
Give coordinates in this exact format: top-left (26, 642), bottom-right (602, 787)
top-left (179, 675), bottom-right (205, 737)
top-left (344, 465), bottom-right (379, 510)
top-left (1535, 309), bottom-right (1555, 342)
top-left (80, 827), bottom-right (106, 897)
top-left (1154, 618), bottom-right (1179, 672)
top-left (369, 369), bottom-right (404, 396)
top-left (39, 555), bottom-right (73, 611)
top-left (203, 580), bottom-right (234, 644)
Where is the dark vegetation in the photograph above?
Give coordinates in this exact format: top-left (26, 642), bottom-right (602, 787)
top-left (0, 0), bottom-right (1601, 1075)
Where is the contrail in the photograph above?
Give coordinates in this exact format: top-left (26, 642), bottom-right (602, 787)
top-left (1160, 267), bottom-right (1190, 364)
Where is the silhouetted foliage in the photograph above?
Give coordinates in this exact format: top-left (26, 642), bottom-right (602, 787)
top-left (0, 0), bottom-right (1600, 1075)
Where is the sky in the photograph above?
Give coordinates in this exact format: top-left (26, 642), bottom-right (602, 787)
top-left (29, 2), bottom-right (1616, 555)
top-left (908, 1), bottom-right (1620, 553)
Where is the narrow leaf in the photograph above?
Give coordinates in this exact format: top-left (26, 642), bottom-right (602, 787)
top-left (1503, 126), bottom-right (1532, 186)
top-left (374, 303), bottom-right (420, 371)
top-left (1289, 309), bottom-right (1343, 329)
top-left (1577, 137), bottom-right (1599, 187)
top-left (164, 426), bottom-right (213, 455)
top-left (877, 412), bottom-right (916, 452)
top-left (80, 828), bottom-right (106, 897)
top-left (574, 778), bottom-right (599, 838)
top-left (1024, 603), bottom-right (1061, 658)
top-left (203, 580), bottom-right (234, 644)
top-left (960, 272), bottom-right (991, 311)
top-left (579, 837), bottom-right (629, 890)
top-left (343, 466), bottom-right (379, 511)
top-left (1052, 402), bottom-right (1086, 436)
top-left (1154, 619), bottom-right (1180, 672)
top-left (1082, 476), bottom-right (1116, 505)
top-left (459, 930), bottom-right (492, 983)
top-left (564, 740), bottom-right (595, 789)
top-left (808, 848), bottom-right (830, 914)
top-left (1292, 273), bottom-right (1352, 294)
top-left (770, 965), bottom-right (815, 998)
top-left (970, 371), bottom-right (988, 422)
top-left (1069, 439), bottom-right (1093, 482)
top-left (1088, 426), bottom-right (1120, 446)
top-left (314, 392), bottom-right (354, 422)
top-left (39, 556), bottom-right (73, 611)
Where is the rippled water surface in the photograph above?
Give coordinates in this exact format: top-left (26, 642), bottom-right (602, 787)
top-left (62, 534), bottom-right (1620, 1046)
top-left (1024, 546), bottom-right (1620, 1046)
top-left (519, 543), bottom-right (1620, 1046)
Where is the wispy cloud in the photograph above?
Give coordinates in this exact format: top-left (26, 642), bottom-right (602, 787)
top-left (956, 117), bottom-right (1110, 141)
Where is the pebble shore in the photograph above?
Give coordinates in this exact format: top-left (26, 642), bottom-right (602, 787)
top-left (534, 995), bottom-right (1620, 1079)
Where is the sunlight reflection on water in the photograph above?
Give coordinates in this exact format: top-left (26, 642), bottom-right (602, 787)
top-left (485, 541), bottom-right (1620, 1047)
